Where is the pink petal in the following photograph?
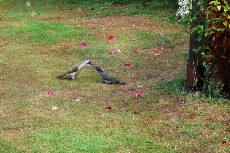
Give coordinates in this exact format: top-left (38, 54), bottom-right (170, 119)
top-left (125, 63), bottom-right (133, 67)
top-left (221, 56), bottom-right (227, 59)
top-left (133, 92), bottom-right (141, 98)
top-left (108, 51), bottom-right (117, 55)
top-left (80, 42), bottom-right (87, 47)
top-left (48, 90), bottom-right (54, 95)
top-left (156, 45), bottom-right (166, 51)
top-left (133, 50), bottom-right (141, 53)
top-left (104, 105), bottom-right (112, 110)
top-left (108, 35), bottom-right (116, 40)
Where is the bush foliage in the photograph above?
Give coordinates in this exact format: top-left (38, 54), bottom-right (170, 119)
top-left (192, 0), bottom-right (230, 95)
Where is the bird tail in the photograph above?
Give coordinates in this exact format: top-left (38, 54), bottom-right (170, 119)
top-left (102, 79), bottom-right (126, 85)
top-left (117, 80), bottom-right (126, 85)
top-left (56, 73), bottom-right (66, 79)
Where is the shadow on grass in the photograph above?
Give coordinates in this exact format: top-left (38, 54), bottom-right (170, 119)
top-left (155, 77), bottom-right (186, 97)
top-left (156, 77), bottom-right (230, 105)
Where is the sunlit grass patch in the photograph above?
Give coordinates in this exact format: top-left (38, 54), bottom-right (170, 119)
top-left (23, 126), bottom-right (117, 152)
top-left (21, 125), bottom-right (166, 152)
top-left (2, 21), bottom-right (86, 43)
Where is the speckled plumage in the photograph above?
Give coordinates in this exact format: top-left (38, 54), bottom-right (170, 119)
top-left (57, 60), bottom-right (93, 80)
top-left (95, 66), bottom-right (125, 85)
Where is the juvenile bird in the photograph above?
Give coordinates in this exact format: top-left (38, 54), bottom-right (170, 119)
top-left (57, 60), bottom-right (94, 80)
top-left (95, 66), bottom-right (126, 85)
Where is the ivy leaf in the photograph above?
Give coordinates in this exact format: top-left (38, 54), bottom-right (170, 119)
top-left (217, 5), bottom-right (221, 11)
top-left (223, 20), bottom-right (228, 27)
top-left (209, 1), bottom-right (221, 5)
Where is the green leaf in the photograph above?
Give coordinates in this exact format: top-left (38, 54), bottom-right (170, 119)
top-left (209, 0), bottom-right (221, 5)
top-left (217, 5), bottom-right (221, 11)
top-left (223, 20), bottom-right (228, 27)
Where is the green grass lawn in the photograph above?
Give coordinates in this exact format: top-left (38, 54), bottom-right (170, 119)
top-left (0, 0), bottom-right (229, 152)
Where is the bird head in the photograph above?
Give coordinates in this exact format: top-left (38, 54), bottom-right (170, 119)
top-left (95, 66), bottom-right (104, 72)
top-left (77, 60), bottom-right (94, 70)
top-left (87, 60), bottom-right (93, 65)
top-left (83, 60), bottom-right (94, 67)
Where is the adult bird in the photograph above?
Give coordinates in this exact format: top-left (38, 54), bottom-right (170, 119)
top-left (57, 60), bottom-right (94, 80)
top-left (95, 66), bottom-right (126, 85)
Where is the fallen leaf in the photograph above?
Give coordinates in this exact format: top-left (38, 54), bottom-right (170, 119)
top-left (156, 45), bottom-right (166, 51)
top-left (26, 2), bottom-right (31, 7)
top-left (48, 90), bottom-right (54, 95)
top-left (51, 106), bottom-right (58, 111)
top-left (104, 105), bottom-right (112, 110)
top-left (133, 50), bottom-right (141, 53)
top-left (75, 98), bottom-right (81, 102)
top-left (108, 35), bottom-right (116, 40)
top-left (108, 51), bottom-right (117, 55)
top-left (77, 7), bottom-right (81, 13)
top-left (31, 12), bottom-right (37, 17)
top-left (80, 42), bottom-right (87, 47)
top-left (221, 56), bottom-right (227, 59)
top-left (125, 63), bottom-right (134, 67)
top-left (133, 92), bottom-right (141, 98)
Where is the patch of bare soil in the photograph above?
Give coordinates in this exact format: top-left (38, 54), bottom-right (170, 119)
top-left (39, 10), bottom-right (179, 37)
top-left (0, 36), bottom-right (9, 48)
top-left (84, 15), bottom-right (157, 31)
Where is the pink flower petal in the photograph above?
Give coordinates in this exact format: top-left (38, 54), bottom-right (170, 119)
top-left (108, 51), bottom-right (117, 55)
top-left (156, 45), bottom-right (166, 51)
top-left (80, 42), bottom-right (87, 47)
top-left (104, 105), bottom-right (112, 110)
top-left (48, 90), bottom-right (54, 95)
top-left (221, 56), bottom-right (227, 59)
top-left (133, 92), bottom-right (141, 98)
top-left (108, 35), bottom-right (116, 40)
top-left (133, 50), bottom-right (141, 53)
top-left (125, 63), bottom-right (133, 67)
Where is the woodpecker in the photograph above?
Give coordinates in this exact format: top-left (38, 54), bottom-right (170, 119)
top-left (95, 66), bottom-right (126, 85)
top-left (57, 60), bottom-right (94, 80)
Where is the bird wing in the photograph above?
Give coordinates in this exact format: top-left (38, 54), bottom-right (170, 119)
top-left (100, 71), bottom-right (116, 80)
top-left (65, 59), bottom-right (89, 74)
top-left (56, 63), bottom-right (80, 79)
top-left (67, 63), bottom-right (80, 73)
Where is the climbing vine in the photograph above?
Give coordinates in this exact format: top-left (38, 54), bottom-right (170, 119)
top-left (178, 0), bottom-right (230, 96)
top-left (205, 0), bottom-right (230, 95)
